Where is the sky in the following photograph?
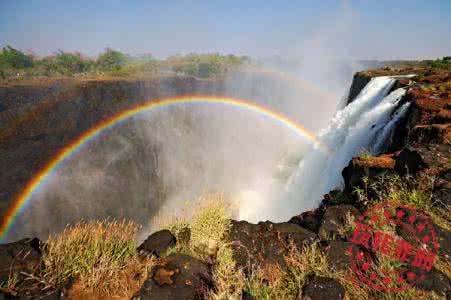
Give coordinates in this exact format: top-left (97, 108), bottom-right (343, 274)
top-left (1, 0), bottom-right (451, 60)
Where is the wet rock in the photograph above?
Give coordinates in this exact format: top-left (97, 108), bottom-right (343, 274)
top-left (138, 230), bottom-right (176, 257)
top-left (288, 210), bottom-right (322, 233)
top-left (0, 238), bottom-right (41, 283)
top-left (394, 148), bottom-right (426, 176)
top-left (227, 220), bottom-right (317, 272)
top-left (318, 205), bottom-right (359, 240)
top-left (302, 276), bottom-right (345, 300)
top-left (133, 254), bottom-right (211, 300)
top-left (347, 73), bottom-right (372, 104)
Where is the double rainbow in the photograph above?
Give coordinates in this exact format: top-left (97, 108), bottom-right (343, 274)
top-left (0, 96), bottom-right (326, 241)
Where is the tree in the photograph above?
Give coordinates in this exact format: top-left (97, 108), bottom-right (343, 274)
top-left (54, 51), bottom-right (88, 74)
top-left (0, 45), bottom-right (34, 68)
top-left (96, 48), bottom-right (127, 71)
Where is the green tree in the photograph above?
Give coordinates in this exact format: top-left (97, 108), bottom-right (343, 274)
top-left (53, 51), bottom-right (89, 74)
top-left (96, 48), bottom-right (127, 71)
top-left (0, 45), bottom-right (34, 69)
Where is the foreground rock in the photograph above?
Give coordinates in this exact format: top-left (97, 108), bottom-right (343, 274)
top-left (138, 230), bottom-right (176, 257)
top-left (227, 220), bottom-right (317, 273)
top-left (0, 238), bottom-right (41, 283)
top-left (302, 276), bottom-right (345, 300)
top-left (133, 254), bottom-right (211, 300)
top-left (342, 155), bottom-right (395, 194)
top-left (318, 205), bottom-right (359, 240)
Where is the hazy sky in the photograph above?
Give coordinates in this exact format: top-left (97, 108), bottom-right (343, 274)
top-left (1, 0), bottom-right (450, 60)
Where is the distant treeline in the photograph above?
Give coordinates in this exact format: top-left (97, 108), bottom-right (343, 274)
top-left (0, 45), bottom-right (251, 80)
top-left (362, 57), bottom-right (451, 70)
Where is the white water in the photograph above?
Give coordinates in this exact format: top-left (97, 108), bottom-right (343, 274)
top-left (371, 102), bottom-right (411, 154)
top-left (239, 76), bottom-right (409, 222)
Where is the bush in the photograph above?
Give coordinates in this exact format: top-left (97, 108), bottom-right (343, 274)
top-left (53, 51), bottom-right (90, 74)
top-left (0, 45), bottom-right (34, 69)
top-left (169, 53), bottom-right (248, 78)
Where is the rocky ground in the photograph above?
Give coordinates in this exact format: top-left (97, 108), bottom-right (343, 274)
top-left (1, 66), bottom-right (451, 299)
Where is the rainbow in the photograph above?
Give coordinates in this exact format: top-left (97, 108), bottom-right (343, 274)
top-left (0, 95), bottom-right (326, 241)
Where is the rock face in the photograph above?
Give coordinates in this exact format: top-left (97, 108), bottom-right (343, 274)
top-left (347, 73), bottom-right (372, 104)
top-left (0, 77), bottom-right (225, 225)
top-left (393, 148), bottom-right (426, 176)
top-left (227, 220), bottom-right (317, 272)
top-left (342, 155), bottom-right (395, 194)
top-left (138, 230), bottom-right (176, 257)
top-left (302, 276), bottom-right (345, 300)
top-left (318, 205), bottom-right (359, 240)
top-left (288, 210), bottom-right (322, 233)
top-left (0, 238), bottom-right (41, 283)
top-left (133, 254), bottom-right (211, 300)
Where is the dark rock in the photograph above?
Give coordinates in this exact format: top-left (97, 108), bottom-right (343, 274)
top-left (288, 210), bottom-right (322, 233)
top-left (0, 238), bottom-right (41, 283)
top-left (321, 240), bottom-right (355, 272)
top-left (347, 73), bottom-right (372, 104)
top-left (138, 230), bottom-right (176, 257)
top-left (412, 267), bottom-right (451, 296)
top-left (242, 291), bottom-right (257, 300)
top-left (227, 220), bottom-right (317, 272)
top-left (177, 227), bottom-right (191, 246)
top-left (410, 124), bottom-right (451, 145)
top-left (133, 254), bottom-right (211, 300)
top-left (394, 148), bottom-right (426, 176)
top-left (302, 276), bottom-right (345, 300)
top-left (318, 205), bottom-right (359, 240)
top-left (433, 177), bottom-right (451, 207)
top-left (342, 156), bottom-right (394, 194)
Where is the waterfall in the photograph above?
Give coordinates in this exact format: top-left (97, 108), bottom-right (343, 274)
top-left (371, 102), bottom-right (411, 154)
top-left (242, 76), bottom-right (409, 222)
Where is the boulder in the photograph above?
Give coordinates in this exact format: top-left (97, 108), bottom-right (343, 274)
top-left (0, 238), bottom-right (41, 283)
top-left (318, 205), bottom-right (359, 240)
top-left (288, 210), bottom-right (322, 233)
top-left (133, 254), bottom-right (211, 300)
top-left (227, 220), bottom-right (317, 272)
top-left (342, 155), bottom-right (394, 194)
top-left (394, 148), bottom-right (426, 176)
top-left (302, 276), bottom-right (345, 300)
top-left (321, 240), bottom-right (355, 273)
top-left (138, 230), bottom-right (176, 257)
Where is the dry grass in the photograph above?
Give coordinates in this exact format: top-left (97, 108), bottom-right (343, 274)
top-left (41, 219), bottom-right (150, 297)
top-left (356, 174), bottom-right (450, 230)
top-left (209, 245), bottom-right (246, 300)
top-left (164, 192), bottom-right (233, 261)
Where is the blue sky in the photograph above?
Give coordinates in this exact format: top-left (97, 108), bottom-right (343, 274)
top-left (1, 0), bottom-right (450, 59)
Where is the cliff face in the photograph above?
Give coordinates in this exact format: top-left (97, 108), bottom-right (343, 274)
top-left (0, 76), bottom-right (225, 217)
top-left (1, 69), bottom-right (450, 299)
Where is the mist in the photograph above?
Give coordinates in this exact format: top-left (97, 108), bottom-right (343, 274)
top-left (4, 4), bottom-right (372, 242)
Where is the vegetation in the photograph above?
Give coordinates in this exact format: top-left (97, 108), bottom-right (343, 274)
top-left (41, 220), bottom-right (153, 297)
top-left (0, 45), bottom-right (251, 81)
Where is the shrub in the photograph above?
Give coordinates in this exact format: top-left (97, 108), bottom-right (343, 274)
top-left (42, 220), bottom-right (140, 292)
top-left (53, 51), bottom-right (90, 74)
top-left (0, 45), bottom-right (34, 69)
